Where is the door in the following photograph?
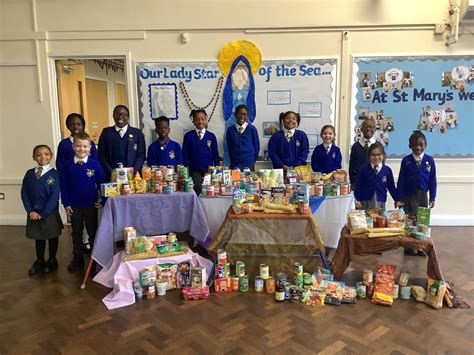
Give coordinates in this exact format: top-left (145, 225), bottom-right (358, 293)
top-left (56, 60), bottom-right (88, 139)
top-left (85, 78), bottom-right (109, 144)
top-left (115, 82), bottom-right (128, 106)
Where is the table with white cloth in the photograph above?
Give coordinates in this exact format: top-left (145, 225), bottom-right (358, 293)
top-left (93, 250), bottom-right (213, 310)
top-left (92, 192), bottom-right (210, 268)
top-left (199, 194), bottom-right (355, 249)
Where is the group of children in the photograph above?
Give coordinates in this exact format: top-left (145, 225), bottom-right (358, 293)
top-left (21, 104), bottom-right (437, 274)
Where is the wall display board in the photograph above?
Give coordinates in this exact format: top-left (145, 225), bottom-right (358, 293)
top-left (352, 56), bottom-right (474, 158)
top-left (136, 55), bottom-right (337, 165)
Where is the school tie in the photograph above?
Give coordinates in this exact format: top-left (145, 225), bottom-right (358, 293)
top-left (36, 166), bottom-right (43, 179)
top-left (325, 145), bottom-right (330, 154)
top-left (285, 132), bottom-right (292, 142)
top-left (364, 140), bottom-right (369, 149)
top-left (198, 130), bottom-right (203, 140)
top-left (416, 159), bottom-right (421, 168)
top-left (118, 129), bottom-right (123, 137)
top-left (77, 160), bottom-right (84, 166)
top-left (238, 126), bottom-right (243, 134)
top-left (373, 165), bottom-right (379, 174)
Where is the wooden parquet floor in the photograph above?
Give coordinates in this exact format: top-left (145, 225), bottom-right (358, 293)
top-left (0, 225), bottom-right (473, 354)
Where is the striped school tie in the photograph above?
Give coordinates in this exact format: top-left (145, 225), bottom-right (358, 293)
top-left (238, 126), bottom-right (243, 134)
top-left (286, 132), bottom-right (292, 142)
top-left (36, 166), bottom-right (43, 179)
top-left (325, 145), bottom-right (330, 154)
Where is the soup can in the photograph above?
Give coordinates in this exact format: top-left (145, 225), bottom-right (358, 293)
top-left (265, 277), bottom-right (275, 293)
top-left (356, 282), bottom-right (366, 299)
top-left (315, 184), bottom-right (323, 196)
top-left (340, 183), bottom-right (350, 195)
top-left (398, 270), bottom-right (410, 287)
top-left (392, 284), bottom-right (399, 299)
top-left (156, 280), bottom-right (167, 296)
top-left (260, 264), bottom-right (269, 280)
top-left (239, 275), bottom-right (249, 292)
top-left (133, 282), bottom-right (143, 299)
top-left (254, 276), bottom-right (264, 292)
top-left (217, 249), bottom-right (227, 265)
top-left (362, 269), bottom-right (373, 286)
top-left (236, 261), bottom-right (245, 277)
top-left (231, 276), bottom-right (240, 291)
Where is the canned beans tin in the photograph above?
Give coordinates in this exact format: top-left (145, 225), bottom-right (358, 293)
top-left (362, 269), bottom-right (373, 286)
top-left (265, 277), bottom-right (275, 293)
top-left (254, 276), bottom-right (264, 292)
top-left (260, 264), bottom-right (269, 280)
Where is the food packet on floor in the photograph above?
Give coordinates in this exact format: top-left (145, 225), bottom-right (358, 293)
top-left (372, 264), bottom-right (396, 306)
top-left (321, 280), bottom-right (344, 305)
top-left (411, 286), bottom-right (426, 302)
top-left (342, 286), bottom-right (357, 304)
top-left (306, 286), bottom-right (326, 306)
top-left (425, 279), bottom-right (446, 309)
top-left (157, 263), bottom-right (178, 290)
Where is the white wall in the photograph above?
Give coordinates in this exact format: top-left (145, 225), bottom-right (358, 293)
top-left (1, 0), bottom-right (473, 225)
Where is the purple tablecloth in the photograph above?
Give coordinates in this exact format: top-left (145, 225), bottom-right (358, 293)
top-left (92, 192), bottom-right (210, 268)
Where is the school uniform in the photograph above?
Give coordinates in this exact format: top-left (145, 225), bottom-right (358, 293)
top-left (397, 152), bottom-right (437, 215)
top-left (310, 143), bottom-right (342, 174)
top-left (349, 137), bottom-right (375, 185)
top-left (268, 129), bottom-right (309, 169)
top-left (354, 162), bottom-right (397, 211)
top-left (21, 165), bottom-right (63, 240)
top-left (226, 122), bottom-right (260, 170)
top-left (61, 156), bottom-right (106, 261)
top-left (98, 124), bottom-right (145, 180)
top-left (147, 138), bottom-right (183, 167)
top-left (182, 128), bottom-right (220, 195)
top-left (56, 136), bottom-right (98, 173)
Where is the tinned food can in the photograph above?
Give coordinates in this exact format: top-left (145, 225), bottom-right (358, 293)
top-left (260, 264), bottom-right (269, 280)
top-left (231, 276), bottom-right (240, 291)
top-left (254, 276), bottom-right (264, 292)
top-left (400, 286), bottom-right (411, 300)
top-left (362, 269), bottom-right (373, 286)
top-left (265, 277), bottom-right (275, 294)
top-left (398, 270), bottom-right (410, 287)
top-left (236, 261), bottom-right (245, 277)
top-left (276, 273), bottom-right (288, 288)
top-left (239, 275), bottom-right (249, 292)
top-left (356, 282), bottom-right (366, 299)
top-left (290, 286), bottom-right (301, 303)
top-left (392, 284), bottom-right (399, 299)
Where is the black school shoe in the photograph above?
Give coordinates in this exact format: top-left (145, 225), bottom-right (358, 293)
top-left (28, 260), bottom-right (46, 275)
top-left (43, 258), bottom-right (58, 273)
top-left (67, 258), bottom-right (84, 272)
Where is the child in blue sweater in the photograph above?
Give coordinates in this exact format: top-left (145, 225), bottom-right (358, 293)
top-left (310, 124), bottom-right (342, 173)
top-left (349, 118), bottom-right (376, 185)
top-left (147, 116), bottom-right (183, 167)
top-left (354, 142), bottom-right (398, 211)
top-left (21, 145), bottom-right (63, 275)
top-left (56, 113), bottom-right (98, 173)
top-left (61, 132), bottom-right (106, 271)
top-left (226, 105), bottom-right (260, 171)
top-left (182, 109), bottom-right (220, 194)
top-left (397, 131), bottom-right (437, 256)
top-left (268, 111), bottom-right (309, 172)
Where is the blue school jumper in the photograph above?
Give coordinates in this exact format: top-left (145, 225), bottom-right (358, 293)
top-left (147, 139), bottom-right (183, 167)
top-left (60, 159), bottom-right (106, 208)
top-left (21, 168), bottom-right (63, 240)
top-left (397, 154), bottom-right (437, 202)
top-left (182, 130), bottom-right (220, 173)
top-left (349, 141), bottom-right (369, 184)
top-left (354, 163), bottom-right (397, 202)
top-left (268, 130), bottom-right (309, 168)
top-left (310, 144), bottom-right (342, 174)
top-left (98, 126), bottom-right (145, 179)
top-left (56, 137), bottom-right (98, 173)
top-left (226, 124), bottom-right (260, 169)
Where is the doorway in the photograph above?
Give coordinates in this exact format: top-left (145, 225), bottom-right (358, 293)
top-left (55, 58), bottom-right (127, 144)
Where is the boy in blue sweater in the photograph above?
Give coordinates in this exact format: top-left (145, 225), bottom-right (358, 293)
top-left (311, 124), bottom-right (342, 173)
top-left (354, 143), bottom-right (398, 211)
top-left (226, 105), bottom-right (260, 171)
top-left (147, 116), bottom-right (183, 167)
top-left (182, 109), bottom-right (220, 195)
top-left (349, 118), bottom-right (376, 186)
top-left (61, 132), bottom-right (106, 271)
top-left (268, 111), bottom-right (309, 172)
top-left (397, 131), bottom-right (437, 256)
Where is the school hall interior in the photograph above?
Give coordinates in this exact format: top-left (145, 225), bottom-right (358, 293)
top-left (1, 0), bottom-right (473, 353)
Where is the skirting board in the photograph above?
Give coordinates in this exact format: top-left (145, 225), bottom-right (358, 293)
top-left (1, 214), bottom-right (473, 227)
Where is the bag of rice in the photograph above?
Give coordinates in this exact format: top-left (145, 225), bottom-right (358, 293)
top-left (425, 279), bottom-right (446, 309)
top-left (411, 285), bottom-right (426, 302)
top-left (348, 210), bottom-right (368, 235)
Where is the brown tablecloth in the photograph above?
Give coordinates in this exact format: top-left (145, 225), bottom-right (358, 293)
top-left (331, 227), bottom-right (444, 281)
top-left (209, 207), bottom-right (325, 277)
